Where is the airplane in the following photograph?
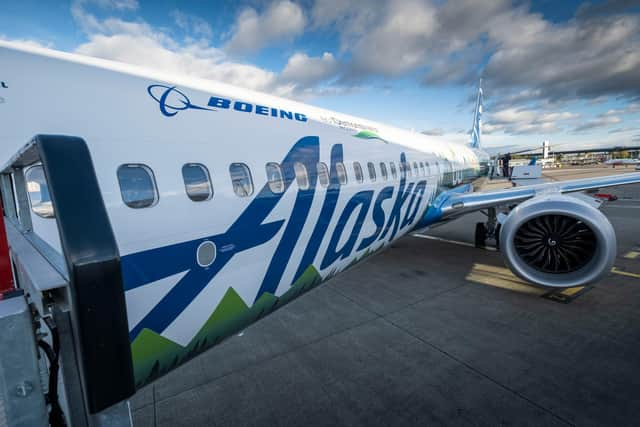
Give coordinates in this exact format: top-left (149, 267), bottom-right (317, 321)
top-left (604, 158), bottom-right (640, 167)
top-left (1, 40), bottom-right (640, 419)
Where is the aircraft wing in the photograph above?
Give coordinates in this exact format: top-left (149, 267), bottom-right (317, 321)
top-left (427, 172), bottom-right (640, 222)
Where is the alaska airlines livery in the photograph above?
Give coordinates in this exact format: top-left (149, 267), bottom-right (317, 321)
top-left (1, 41), bottom-right (639, 412)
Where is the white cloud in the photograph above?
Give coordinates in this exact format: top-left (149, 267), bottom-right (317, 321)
top-left (348, 0), bottom-right (438, 77)
top-left (312, 0), bottom-right (640, 107)
top-left (573, 116), bottom-right (622, 132)
top-left (484, 106), bottom-right (580, 135)
top-left (69, 2), bottom-right (332, 99)
top-left (602, 108), bottom-right (625, 116)
top-left (280, 52), bottom-right (338, 86)
top-left (171, 10), bottom-right (213, 40)
top-left (76, 33), bottom-right (280, 93)
top-left (421, 128), bottom-right (445, 136)
top-left (225, 1), bottom-right (306, 53)
top-left (627, 103), bottom-right (640, 113)
top-left (80, 0), bottom-right (139, 11)
top-left (0, 37), bottom-right (51, 49)
top-left (608, 127), bottom-right (638, 134)
top-left (71, 0), bottom-right (139, 32)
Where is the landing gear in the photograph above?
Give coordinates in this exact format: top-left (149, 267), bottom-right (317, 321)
top-left (475, 207), bottom-right (501, 250)
top-left (475, 222), bottom-right (487, 248)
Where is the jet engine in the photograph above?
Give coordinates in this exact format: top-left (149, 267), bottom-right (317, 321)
top-left (499, 195), bottom-right (616, 288)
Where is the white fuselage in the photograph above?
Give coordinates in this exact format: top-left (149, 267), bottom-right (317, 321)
top-left (0, 41), bottom-right (488, 386)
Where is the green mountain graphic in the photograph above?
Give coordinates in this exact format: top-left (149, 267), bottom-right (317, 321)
top-left (353, 130), bottom-right (388, 143)
top-left (131, 265), bottom-right (322, 387)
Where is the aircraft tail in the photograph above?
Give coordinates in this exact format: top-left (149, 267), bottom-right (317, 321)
top-left (469, 79), bottom-right (483, 149)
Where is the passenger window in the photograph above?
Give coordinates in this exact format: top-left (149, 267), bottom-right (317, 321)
top-left (266, 162), bottom-right (285, 194)
top-left (367, 162), bottom-right (377, 182)
top-left (353, 162), bottom-right (364, 183)
top-left (413, 162), bottom-right (419, 176)
top-left (117, 164), bottom-right (158, 209)
top-left (419, 162), bottom-right (426, 176)
top-left (405, 162), bottom-right (412, 177)
top-left (317, 162), bottom-right (329, 188)
top-left (380, 162), bottom-right (388, 181)
top-left (229, 163), bottom-right (254, 197)
top-left (182, 163), bottom-right (213, 202)
top-left (294, 162), bottom-right (310, 190)
top-left (336, 162), bottom-right (348, 185)
top-left (390, 162), bottom-right (397, 179)
top-left (25, 165), bottom-right (54, 218)
top-left (425, 162), bottom-right (430, 175)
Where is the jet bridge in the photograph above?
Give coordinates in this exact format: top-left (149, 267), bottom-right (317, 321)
top-left (0, 135), bottom-right (135, 426)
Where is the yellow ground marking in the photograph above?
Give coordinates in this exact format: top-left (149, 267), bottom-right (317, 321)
top-left (466, 263), bottom-right (546, 296)
top-left (611, 267), bottom-right (640, 279)
top-left (623, 251), bottom-right (640, 260)
top-left (558, 286), bottom-right (585, 296)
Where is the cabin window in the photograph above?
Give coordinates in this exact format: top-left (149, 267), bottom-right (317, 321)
top-left (390, 162), bottom-right (397, 179)
top-left (413, 162), bottom-right (419, 176)
top-left (380, 162), bottom-right (388, 180)
top-left (117, 164), bottom-right (158, 209)
top-left (336, 162), bottom-right (348, 185)
top-left (294, 162), bottom-right (310, 190)
top-left (317, 162), bottom-right (329, 188)
top-left (25, 165), bottom-right (54, 218)
top-left (425, 162), bottom-right (431, 175)
top-left (182, 163), bottom-right (213, 202)
top-left (367, 162), bottom-right (377, 182)
top-left (353, 162), bottom-right (364, 183)
top-left (405, 162), bottom-right (412, 177)
top-left (229, 163), bottom-right (254, 197)
top-left (266, 162), bottom-right (285, 194)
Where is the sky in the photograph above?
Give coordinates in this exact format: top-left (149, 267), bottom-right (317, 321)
top-left (2, 0), bottom-right (640, 152)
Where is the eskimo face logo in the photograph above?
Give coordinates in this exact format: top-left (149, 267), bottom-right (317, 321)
top-left (147, 84), bottom-right (213, 117)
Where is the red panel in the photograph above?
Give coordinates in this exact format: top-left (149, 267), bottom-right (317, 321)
top-left (0, 202), bottom-right (14, 294)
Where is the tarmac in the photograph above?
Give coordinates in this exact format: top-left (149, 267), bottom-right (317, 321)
top-left (130, 166), bottom-right (640, 426)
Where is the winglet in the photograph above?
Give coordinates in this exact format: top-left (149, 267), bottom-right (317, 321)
top-left (469, 79), bottom-right (483, 149)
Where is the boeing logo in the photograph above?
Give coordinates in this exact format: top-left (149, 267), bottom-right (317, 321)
top-left (147, 85), bottom-right (213, 117)
top-left (148, 84), bottom-right (307, 123)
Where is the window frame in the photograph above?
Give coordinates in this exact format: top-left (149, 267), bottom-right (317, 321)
top-left (390, 162), bottom-right (397, 179)
top-left (317, 162), bottom-right (330, 188)
top-left (367, 162), bottom-right (377, 182)
top-left (379, 162), bottom-right (388, 181)
top-left (336, 162), bottom-right (348, 185)
top-left (181, 163), bottom-right (213, 202)
top-left (265, 162), bottom-right (285, 194)
top-left (293, 162), bottom-right (310, 190)
top-left (117, 163), bottom-right (159, 209)
top-left (229, 162), bottom-right (254, 198)
top-left (353, 161), bottom-right (364, 183)
top-left (25, 164), bottom-right (55, 218)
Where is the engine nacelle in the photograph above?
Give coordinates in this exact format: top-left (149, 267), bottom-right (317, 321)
top-left (499, 195), bottom-right (616, 288)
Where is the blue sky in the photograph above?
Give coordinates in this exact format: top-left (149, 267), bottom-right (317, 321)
top-left (2, 0), bottom-right (640, 152)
